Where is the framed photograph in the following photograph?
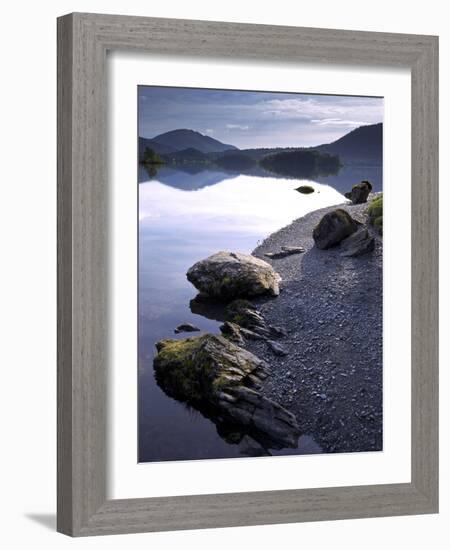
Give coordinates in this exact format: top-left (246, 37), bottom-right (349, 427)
top-left (57, 13), bottom-right (438, 536)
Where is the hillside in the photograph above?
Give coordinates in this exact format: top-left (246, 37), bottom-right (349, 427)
top-left (150, 129), bottom-right (238, 154)
top-left (314, 123), bottom-right (382, 164)
top-left (139, 137), bottom-right (176, 158)
top-left (139, 123), bottom-right (383, 169)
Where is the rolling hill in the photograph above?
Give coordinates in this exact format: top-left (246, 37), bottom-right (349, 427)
top-left (139, 137), bottom-right (177, 158)
top-left (314, 123), bottom-right (383, 164)
top-left (150, 129), bottom-right (238, 154)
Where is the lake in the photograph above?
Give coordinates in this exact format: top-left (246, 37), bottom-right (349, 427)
top-left (138, 163), bottom-right (381, 462)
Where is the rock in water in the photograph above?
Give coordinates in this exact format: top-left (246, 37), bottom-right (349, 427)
top-left (344, 180), bottom-right (373, 204)
top-left (296, 185), bottom-right (314, 194)
top-left (174, 323), bottom-right (200, 334)
top-left (154, 334), bottom-right (300, 448)
top-left (340, 227), bottom-right (375, 257)
top-left (313, 209), bottom-right (359, 249)
top-left (187, 251), bottom-right (281, 300)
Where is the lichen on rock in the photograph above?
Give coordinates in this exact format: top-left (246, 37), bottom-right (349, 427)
top-left (154, 333), bottom-right (300, 449)
top-left (367, 194), bottom-right (383, 235)
top-left (186, 251), bottom-right (281, 300)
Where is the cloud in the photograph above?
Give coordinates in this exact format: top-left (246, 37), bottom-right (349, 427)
top-left (258, 97), bottom-right (382, 126)
top-left (310, 118), bottom-right (369, 127)
top-left (138, 86), bottom-right (383, 148)
top-left (226, 123), bottom-right (250, 130)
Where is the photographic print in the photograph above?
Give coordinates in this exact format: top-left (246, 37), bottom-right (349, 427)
top-left (138, 86), bottom-right (383, 462)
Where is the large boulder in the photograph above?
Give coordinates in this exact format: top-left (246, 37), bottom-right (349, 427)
top-left (344, 180), bottom-right (373, 204)
top-left (340, 227), bottom-right (375, 257)
top-left (313, 209), bottom-right (359, 249)
top-left (187, 251), bottom-right (281, 300)
top-left (154, 334), bottom-right (300, 449)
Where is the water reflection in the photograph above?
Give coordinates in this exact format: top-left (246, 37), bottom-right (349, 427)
top-left (138, 162), bottom-right (378, 462)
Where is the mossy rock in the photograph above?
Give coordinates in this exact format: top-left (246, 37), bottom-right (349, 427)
top-left (154, 334), bottom-right (265, 403)
top-left (153, 333), bottom-right (300, 449)
top-left (367, 194), bottom-right (383, 235)
top-left (296, 185), bottom-right (314, 194)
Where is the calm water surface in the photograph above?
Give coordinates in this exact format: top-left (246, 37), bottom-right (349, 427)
top-left (138, 164), bottom-right (378, 462)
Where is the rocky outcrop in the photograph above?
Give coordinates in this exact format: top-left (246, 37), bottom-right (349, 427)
top-left (219, 321), bottom-right (245, 346)
top-left (313, 209), bottom-right (359, 249)
top-left (154, 334), bottom-right (300, 448)
top-left (225, 299), bottom-right (284, 339)
top-left (344, 180), bottom-right (372, 204)
top-left (187, 251), bottom-right (281, 300)
top-left (340, 227), bottom-right (375, 257)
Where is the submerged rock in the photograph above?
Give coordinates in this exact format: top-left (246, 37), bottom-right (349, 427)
top-left (313, 209), bottom-right (359, 249)
top-left (174, 323), bottom-right (200, 334)
top-left (296, 185), bottom-right (315, 194)
top-left (154, 334), bottom-right (300, 448)
top-left (344, 180), bottom-right (372, 204)
top-left (186, 251), bottom-right (281, 300)
top-left (340, 227), bottom-right (375, 257)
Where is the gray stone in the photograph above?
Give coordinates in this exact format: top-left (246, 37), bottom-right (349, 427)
top-left (267, 340), bottom-right (288, 356)
top-left (340, 227), bottom-right (375, 257)
top-left (264, 246), bottom-right (305, 259)
top-left (313, 209), bottom-right (359, 249)
top-left (219, 321), bottom-right (245, 346)
top-left (187, 251), bottom-right (281, 300)
top-left (344, 180), bottom-right (373, 204)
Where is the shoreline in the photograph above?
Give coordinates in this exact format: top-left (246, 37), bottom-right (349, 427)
top-left (246, 194), bottom-right (383, 453)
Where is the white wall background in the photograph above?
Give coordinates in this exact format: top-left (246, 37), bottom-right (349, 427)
top-left (0, 1), bottom-right (447, 548)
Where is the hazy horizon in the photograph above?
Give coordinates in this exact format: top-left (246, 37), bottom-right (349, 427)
top-left (138, 86), bottom-right (383, 149)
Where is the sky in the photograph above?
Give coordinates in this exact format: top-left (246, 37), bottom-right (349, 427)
top-left (138, 86), bottom-right (383, 149)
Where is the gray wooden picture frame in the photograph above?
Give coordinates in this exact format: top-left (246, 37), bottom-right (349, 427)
top-left (57, 12), bottom-right (439, 537)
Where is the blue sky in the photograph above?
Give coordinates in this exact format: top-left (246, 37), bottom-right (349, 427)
top-left (138, 86), bottom-right (383, 149)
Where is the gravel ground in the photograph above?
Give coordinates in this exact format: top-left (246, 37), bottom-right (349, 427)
top-left (248, 195), bottom-right (383, 454)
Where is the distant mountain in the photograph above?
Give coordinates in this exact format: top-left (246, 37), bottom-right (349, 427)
top-left (314, 123), bottom-right (383, 164)
top-left (150, 129), bottom-right (238, 154)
